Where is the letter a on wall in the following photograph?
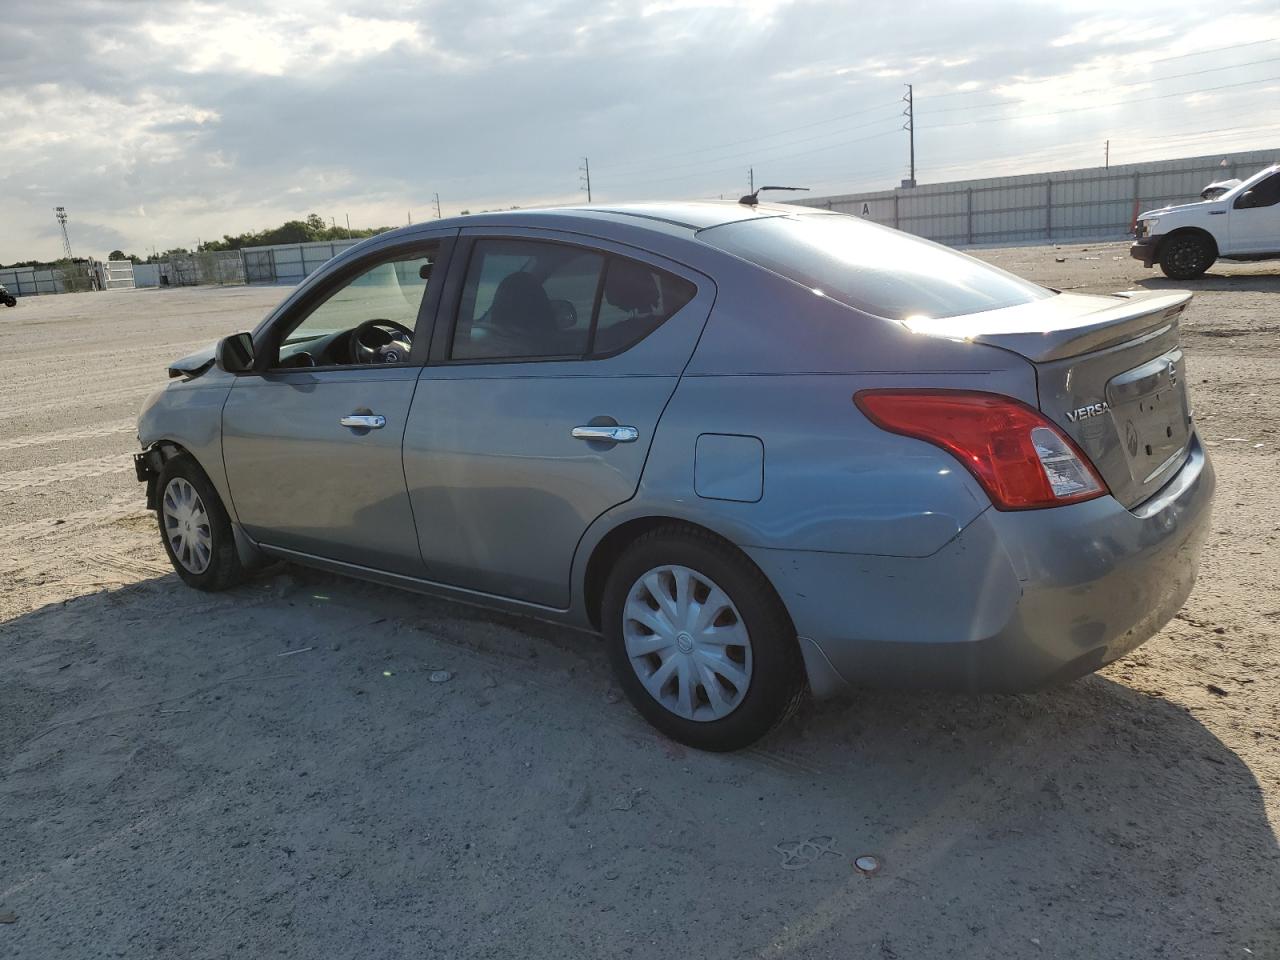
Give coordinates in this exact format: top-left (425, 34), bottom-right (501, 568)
top-left (861, 203), bottom-right (871, 216)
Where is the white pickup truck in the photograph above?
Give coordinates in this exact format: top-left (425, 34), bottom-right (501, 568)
top-left (1131, 163), bottom-right (1280, 279)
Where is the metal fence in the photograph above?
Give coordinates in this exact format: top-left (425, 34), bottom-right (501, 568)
top-left (160, 251), bottom-right (245, 287)
top-left (239, 240), bottom-right (362, 283)
top-left (792, 147), bottom-right (1280, 246)
top-left (0, 262), bottom-right (104, 296)
top-left (0, 265), bottom-right (65, 296)
top-left (102, 260), bottom-right (135, 290)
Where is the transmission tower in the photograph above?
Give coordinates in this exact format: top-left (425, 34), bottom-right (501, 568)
top-left (902, 85), bottom-right (916, 188)
top-left (580, 157), bottom-right (592, 203)
top-left (54, 207), bottom-right (74, 259)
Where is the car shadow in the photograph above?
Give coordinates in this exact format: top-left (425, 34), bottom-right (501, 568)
top-left (2, 567), bottom-right (1276, 958)
top-left (1137, 271), bottom-right (1280, 293)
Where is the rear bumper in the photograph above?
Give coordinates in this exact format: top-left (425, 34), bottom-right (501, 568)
top-left (749, 435), bottom-right (1214, 696)
top-left (1130, 237), bottom-right (1158, 267)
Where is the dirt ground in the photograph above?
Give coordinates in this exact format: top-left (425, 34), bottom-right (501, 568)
top-left (2, 244), bottom-right (1278, 959)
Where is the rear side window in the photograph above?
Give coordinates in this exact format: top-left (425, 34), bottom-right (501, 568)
top-left (595, 258), bottom-right (696, 356)
top-left (698, 214), bottom-right (1052, 321)
top-left (451, 239), bottom-right (695, 361)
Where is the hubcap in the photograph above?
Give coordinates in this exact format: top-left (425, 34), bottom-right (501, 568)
top-left (622, 564), bottom-right (753, 722)
top-left (162, 477), bottom-right (212, 574)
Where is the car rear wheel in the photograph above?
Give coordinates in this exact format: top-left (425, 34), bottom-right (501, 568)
top-left (1159, 233), bottom-right (1215, 280)
top-left (155, 453), bottom-right (245, 591)
top-left (602, 524), bottom-right (805, 751)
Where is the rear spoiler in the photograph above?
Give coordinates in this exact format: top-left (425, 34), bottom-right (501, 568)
top-left (906, 291), bottom-right (1192, 363)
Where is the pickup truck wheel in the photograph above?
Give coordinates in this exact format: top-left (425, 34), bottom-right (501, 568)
top-left (1159, 234), bottom-right (1215, 280)
top-left (156, 453), bottom-right (245, 591)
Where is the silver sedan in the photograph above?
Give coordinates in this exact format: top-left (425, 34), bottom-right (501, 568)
top-left (135, 202), bottom-right (1214, 750)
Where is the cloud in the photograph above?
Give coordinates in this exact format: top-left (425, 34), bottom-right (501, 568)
top-left (2, 0), bottom-right (1279, 262)
top-left (141, 6), bottom-right (438, 76)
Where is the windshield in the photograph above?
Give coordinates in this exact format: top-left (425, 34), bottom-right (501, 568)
top-left (698, 213), bottom-right (1053, 322)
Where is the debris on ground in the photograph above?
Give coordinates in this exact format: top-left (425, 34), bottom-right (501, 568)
top-left (853, 854), bottom-right (882, 876)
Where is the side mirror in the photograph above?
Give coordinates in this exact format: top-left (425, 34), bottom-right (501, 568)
top-left (1235, 190), bottom-right (1256, 209)
top-left (216, 332), bottom-right (255, 373)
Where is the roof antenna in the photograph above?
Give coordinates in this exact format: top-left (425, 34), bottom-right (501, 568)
top-left (739, 185), bottom-right (809, 206)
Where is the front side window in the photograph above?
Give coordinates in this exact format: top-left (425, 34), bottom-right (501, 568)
top-left (274, 248), bottom-right (436, 367)
top-left (451, 239), bottom-right (695, 361)
top-left (1235, 172), bottom-right (1280, 209)
top-left (698, 214), bottom-right (1052, 322)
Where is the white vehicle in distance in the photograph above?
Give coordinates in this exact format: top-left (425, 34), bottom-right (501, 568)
top-left (1131, 163), bottom-right (1280, 279)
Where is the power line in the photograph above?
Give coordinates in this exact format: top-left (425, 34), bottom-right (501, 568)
top-left (918, 55), bottom-right (1280, 116)
top-left (598, 46), bottom-right (1280, 192)
top-left (921, 37), bottom-right (1280, 100)
top-left (1152, 36), bottom-right (1279, 63)
top-left (609, 125), bottom-right (902, 190)
top-left (790, 126), bottom-right (1280, 198)
top-left (923, 75), bottom-right (1280, 130)
top-left (604, 109), bottom-right (903, 178)
top-left (598, 99), bottom-right (901, 174)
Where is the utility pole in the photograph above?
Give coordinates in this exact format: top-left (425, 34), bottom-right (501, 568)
top-left (345, 213), bottom-right (351, 238)
top-left (407, 210), bottom-right (412, 225)
top-left (902, 85), bottom-right (916, 187)
top-left (54, 207), bottom-right (73, 259)
top-left (1105, 139), bottom-right (1110, 169)
top-left (580, 157), bottom-right (592, 203)
top-left (433, 192), bottom-right (442, 219)
top-left (748, 167), bottom-right (754, 194)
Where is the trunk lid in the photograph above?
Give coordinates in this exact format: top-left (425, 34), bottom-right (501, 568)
top-left (906, 291), bottom-right (1194, 508)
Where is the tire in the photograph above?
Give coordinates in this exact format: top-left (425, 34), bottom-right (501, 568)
top-left (601, 524), bottom-right (806, 751)
top-left (155, 453), bottom-right (245, 591)
top-left (2, 297), bottom-right (15, 307)
top-left (1159, 233), bottom-right (1216, 280)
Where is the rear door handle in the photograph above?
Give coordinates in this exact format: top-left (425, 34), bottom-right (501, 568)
top-left (340, 414), bottom-right (386, 429)
top-left (572, 425), bottom-right (639, 443)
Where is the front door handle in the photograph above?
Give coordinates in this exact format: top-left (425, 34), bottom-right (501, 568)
top-left (572, 425), bottom-right (639, 443)
top-left (340, 414), bottom-right (386, 429)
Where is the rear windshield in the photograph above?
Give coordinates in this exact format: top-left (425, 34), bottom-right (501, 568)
top-left (698, 214), bottom-right (1053, 321)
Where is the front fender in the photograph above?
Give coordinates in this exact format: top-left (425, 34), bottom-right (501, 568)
top-left (138, 375), bottom-right (236, 520)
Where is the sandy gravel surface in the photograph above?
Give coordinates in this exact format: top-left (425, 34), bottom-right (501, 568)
top-left (1, 252), bottom-right (1277, 959)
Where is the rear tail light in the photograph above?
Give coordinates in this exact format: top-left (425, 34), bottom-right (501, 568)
top-left (853, 389), bottom-right (1107, 510)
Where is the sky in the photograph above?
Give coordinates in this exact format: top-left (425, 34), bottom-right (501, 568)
top-left (3, 0), bottom-right (1280, 263)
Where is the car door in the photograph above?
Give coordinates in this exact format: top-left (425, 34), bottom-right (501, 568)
top-left (1229, 171), bottom-right (1280, 254)
top-left (222, 235), bottom-right (454, 576)
top-left (403, 229), bottom-right (714, 608)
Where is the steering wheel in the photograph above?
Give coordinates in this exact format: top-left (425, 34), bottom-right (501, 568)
top-left (349, 319), bottom-right (414, 364)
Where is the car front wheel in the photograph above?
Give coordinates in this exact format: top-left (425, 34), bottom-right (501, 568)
top-left (602, 524), bottom-right (805, 751)
top-left (155, 453), bottom-right (245, 591)
top-left (1159, 233), bottom-right (1216, 280)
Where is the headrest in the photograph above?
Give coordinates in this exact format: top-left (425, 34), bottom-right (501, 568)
top-left (605, 261), bottom-right (659, 313)
top-left (489, 271), bottom-right (552, 330)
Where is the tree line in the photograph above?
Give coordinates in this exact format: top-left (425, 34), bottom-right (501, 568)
top-left (1, 214), bottom-right (395, 269)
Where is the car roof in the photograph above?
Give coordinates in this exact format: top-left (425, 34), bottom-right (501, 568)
top-left (428, 200), bottom-right (820, 233)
